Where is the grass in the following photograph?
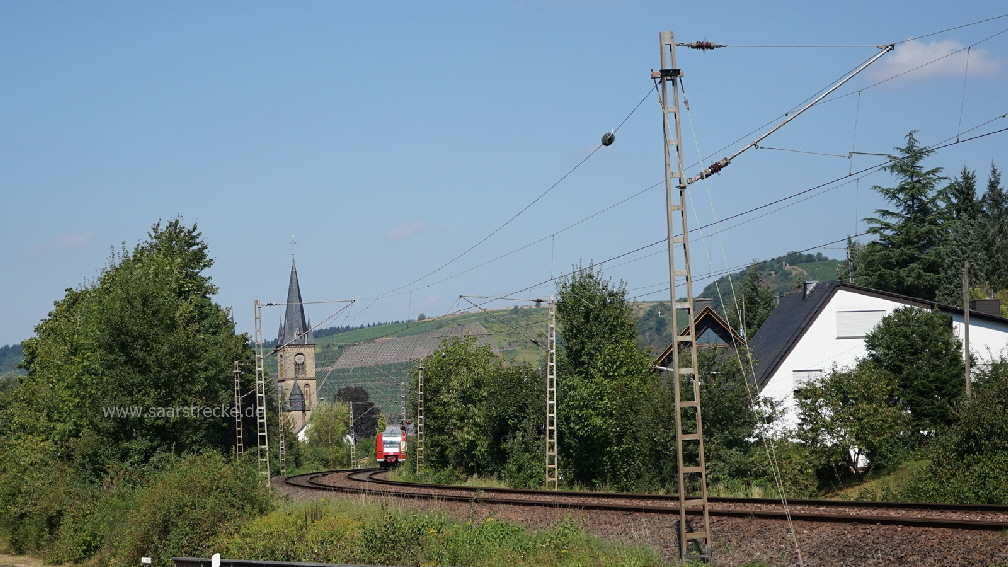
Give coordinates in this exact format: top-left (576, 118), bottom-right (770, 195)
top-left (823, 459), bottom-right (930, 501)
top-left (213, 498), bottom-right (671, 567)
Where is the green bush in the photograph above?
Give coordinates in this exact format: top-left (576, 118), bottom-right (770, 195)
top-left (2, 451), bottom-right (271, 567)
top-left (216, 499), bottom-right (665, 567)
top-left (102, 452), bottom-right (273, 567)
top-left (895, 357), bottom-right (1008, 504)
top-left (0, 434), bottom-right (74, 554)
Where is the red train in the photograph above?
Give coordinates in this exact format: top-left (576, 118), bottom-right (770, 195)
top-left (376, 423), bottom-right (408, 469)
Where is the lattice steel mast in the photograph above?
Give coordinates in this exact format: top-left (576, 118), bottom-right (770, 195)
top-left (275, 381), bottom-right (286, 476)
top-left (349, 401), bottom-right (356, 468)
top-left (415, 364), bottom-right (425, 472)
top-left (655, 31), bottom-right (712, 562)
top-left (545, 294), bottom-right (558, 490)
top-left (234, 361), bottom-right (244, 458)
top-left (254, 300), bottom-right (270, 486)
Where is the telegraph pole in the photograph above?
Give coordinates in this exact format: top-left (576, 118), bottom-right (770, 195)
top-left (416, 365), bottom-right (425, 472)
top-left (656, 31), bottom-right (712, 562)
top-left (254, 300), bottom-right (270, 486)
top-left (545, 295), bottom-right (558, 490)
top-left (234, 361), bottom-right (244, 458)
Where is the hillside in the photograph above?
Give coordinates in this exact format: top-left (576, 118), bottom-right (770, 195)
top-left (0, 344), bottom-right (25, 377)
top-left (272, 305), bottom-right (551, 419)
top-left (635, 252), bottom-right (841, 355)
top-left (698, 252), bottom-right (842, 315)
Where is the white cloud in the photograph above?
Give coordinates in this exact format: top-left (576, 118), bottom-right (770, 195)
top-left (386, 220), bottom-right (428, 240)
top-left (25, 230), bottom-right (99, 256)
top-left (867, 40), bottom-right (1001, 84)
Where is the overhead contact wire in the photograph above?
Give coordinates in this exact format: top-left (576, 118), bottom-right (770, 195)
top-left (370, 86), bottom-right (656, 301)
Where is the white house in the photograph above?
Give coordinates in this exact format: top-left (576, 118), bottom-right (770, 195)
top-left (749, 280), bottom-right (1008, 429)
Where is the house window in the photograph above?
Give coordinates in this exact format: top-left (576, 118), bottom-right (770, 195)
top-left (294, 352), bottom-right (306, 377)
top-left (836, 310), bottom-right (886, 339)
top-left (303, 383), bottom-right (311, 411)
top-left (793, 369), bottom-right (823, 392)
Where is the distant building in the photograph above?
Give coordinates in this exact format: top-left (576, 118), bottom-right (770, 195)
top-left (655, 298), bottom-right (745, 368)
top-left (750, 280), bottom-right (1008, 429)
top-left (276, 258), bottom-right (316, 436)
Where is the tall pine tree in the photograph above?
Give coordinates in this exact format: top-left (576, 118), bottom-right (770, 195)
top-left (857, 131), bottom-right (946, 300)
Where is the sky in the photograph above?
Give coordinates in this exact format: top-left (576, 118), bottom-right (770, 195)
top-left (2, 2), bottom-right (1007, 346)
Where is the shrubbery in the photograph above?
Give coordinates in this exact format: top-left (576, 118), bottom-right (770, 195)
top-left (895, 357), bottom-right (1008, 504)
top-left (0, 452), bottom-right (272, 567)
top-left (215, 499), bottom-right (664, 567)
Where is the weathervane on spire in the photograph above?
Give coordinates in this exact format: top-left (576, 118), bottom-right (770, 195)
top-left (290, 234), bottom-right (296, 255)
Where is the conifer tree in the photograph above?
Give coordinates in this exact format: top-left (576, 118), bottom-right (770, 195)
top-left (857, 131), bottom-right (947, 300)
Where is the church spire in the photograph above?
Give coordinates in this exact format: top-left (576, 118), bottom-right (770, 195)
top-left (277, 257), bottom-right (314, 345)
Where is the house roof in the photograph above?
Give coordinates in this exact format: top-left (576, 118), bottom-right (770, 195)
top-left (277, 258), bottom-right (314, 346)
top-left (655, 305), bottom-right (746, 367)
top-left (748, 280), bottom-right (1008, 390)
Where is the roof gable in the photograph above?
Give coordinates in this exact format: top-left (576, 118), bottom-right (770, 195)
top-left (656, 306), bottom-right (745, 367)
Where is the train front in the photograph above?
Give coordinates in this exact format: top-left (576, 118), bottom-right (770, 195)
top-left (376, 423), bottom-right (408, 469)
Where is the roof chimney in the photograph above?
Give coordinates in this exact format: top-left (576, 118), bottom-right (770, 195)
top-left (970, 299), bottom-right (1002, 318)
top-left (803, 281), bottom-right (818, 300)
top-left (694, 297), bottom-right (712, 314)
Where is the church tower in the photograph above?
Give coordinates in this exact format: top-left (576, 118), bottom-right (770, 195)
top-left (276, 258), bottom-right (316, 435)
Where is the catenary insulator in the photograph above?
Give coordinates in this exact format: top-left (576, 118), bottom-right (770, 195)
top-left (678, 41), bottom-right (726, 50)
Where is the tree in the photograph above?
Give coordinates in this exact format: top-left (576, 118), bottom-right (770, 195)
top-left (900, 355), bottom-right (1008, 504)
top-left (980, 164), bottom-right (1008, 293)
top-left (335, 386), bottom-right (379, 439)
top-left (857, 131), bottom-right (947, 300)
top-left (795, 361), bottom-right (909, 481)
top-left (562, 339), bottom-right (653, 487)
top-left (836, 236), bottom-right (864, 283)
top-left (412, 338), bottom-right (543, 486)
top-left (936, 167), bottom-right (987, 304)
top-left (555, 265), bottom-right (649, 487)
top-left (13, 219), bottom-right (254, 477)
top-left (725, 264), bottom-right (775, 339)
top-left (864, 306), bottom-right (964, 433)
top-left (555, 264), bottom-right (637, 378)
top-left (304, 402), bottom-right (350, 469)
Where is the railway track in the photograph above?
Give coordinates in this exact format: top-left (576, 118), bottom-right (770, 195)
top-left (285, 468), bottom-right (1008, 531)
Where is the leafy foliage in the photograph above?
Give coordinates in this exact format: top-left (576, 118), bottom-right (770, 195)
top-left (215, 499), bottom-right (664, 567)
top-left (0, 220), bottom-right (272, 563)
top-left (725, 265), bottom-right (776, 339)
top-left (897, 356), bottom-right (1008, 504)
top-left (561, 339), bottom-right (653, 488)
top-left (303, 402), bottom-right (351, 470)
top-left (13, 219), bottom-right (255, 476)
top-left (555, 264), bottom-right (637, 377)
top-left (857, 132), bottom-right (947, 300)
top-left (795, 361), bottom-right (909, 481)
top-left (411, 338), bottom-right (544, 487)
top-left (864, 307), bottom-right (964, 433)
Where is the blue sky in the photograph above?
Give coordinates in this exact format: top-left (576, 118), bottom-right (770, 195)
top-left (2, 2), bottom-right (1007, 345)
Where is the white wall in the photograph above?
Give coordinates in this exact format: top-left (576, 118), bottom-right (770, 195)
top-left (761, 289), bottom-right (1008, 430)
